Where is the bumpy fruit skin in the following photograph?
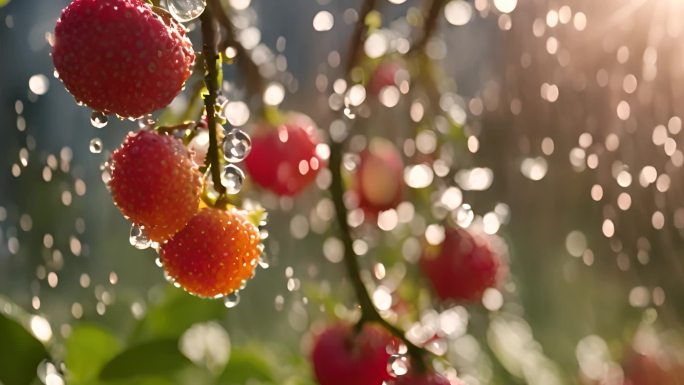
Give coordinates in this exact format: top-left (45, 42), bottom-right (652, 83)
top-left (110, 130), bottom-right (201, 242)
top-left (245, 116), bottom-right (324, 196)
top-left (392, 373), bottom-right (460, 385)
top-left (160, 207), bottom-right (261, 298)
top-left (420, 227), bottom-right (503, 302)
top-left (356, 138), bottom-right (404, 214)
top-left (312, 323), bottom-right (396, 385)
top-left (52, 0), bottom-right (195, 118)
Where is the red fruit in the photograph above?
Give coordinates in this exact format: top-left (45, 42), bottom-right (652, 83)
top-left (392, 372), bottom-right (460, 385)
top-left (368, 61), bottom-right (404, 95)
top-left (245, 116), bottom-right (324, 196)
top-left (160, 207), bottom-right (261, 298)
top-left (110, 130), bottom-right (201, 242)
top-left (356, 138), bottom-right (404, 214)
top-left (52, 0), bottom-right (195, 118)
top-left (623, 352), bottom-right (684, 385)
top-left (312, 323), bottom-right (396, 385)
top-left (420, 227), bottom-right (503, 302)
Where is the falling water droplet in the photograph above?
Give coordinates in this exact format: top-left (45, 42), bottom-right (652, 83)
top-left (453, 203), bottom-right (474, 228)
top-left (343, 107), bottom-right (356, 119)
top-left (90, 111), bottom-right (108, 128)
top-left (224, 291), bottom-right (240, 308)
top-left (258, 252), bottom-right (270, 269)
top-left (129, 224), bottom-right (151, 249)
top-left (167, 0), bottom-right (206, 22)
top-left (221, 164), bottom-right (245, 194)
top-left (89, 138), bottom-right (103, 153)
top-left (155, 258), bottom-right (163, 268)
top-left (259, 228), bottom-right (269, 240)
top-left (387, 355), bottom-right (410, 377)
top-left (222, 129), bottom-right (252, 162)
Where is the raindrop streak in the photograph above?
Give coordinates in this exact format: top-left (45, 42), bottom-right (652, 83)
top-left (167, 0), bottom-right (206, 22)
top-left (129, 224), bottom-right (151, 249)
top-left (224, 291), bottom-right (240, 308)
top-left (221, 164), bottom-right (245, 194)
top-left (89, 138), bottom-right (103, 154)
top-left (90, 111), bottom-right (108, 128)
top-left (222, 129), bottom-right (252, 162)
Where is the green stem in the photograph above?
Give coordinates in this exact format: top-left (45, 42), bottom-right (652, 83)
top-left (328, 0), bottom-right (429, 373)
top-left (200, 6), bottom-right (226, 195)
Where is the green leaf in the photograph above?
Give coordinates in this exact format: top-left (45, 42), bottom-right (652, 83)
top-left (131, 288), bottom-right (225, 341)
top-left (65, 324), bottom-right (122, 384)
top-left (0, 0), bottom-right (10, 8)
top-left (0, 313), bottom-right (49, 385)
top-left (99, 339), bottom-right (192, 381)
top-left (218, 347), bottom-right (276, 385)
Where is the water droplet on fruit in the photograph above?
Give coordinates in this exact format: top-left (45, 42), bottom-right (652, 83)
top-left (259, 228), bottom-right (269, 239)
top-left (168, 0), bottom-right (206, 22)
top-left (155, 258), bottom-right (163, 267)
top-left (129, 224), bottom-right (151, 249)
top-left (137, 115), bottom-right (155, 129)
top-left (90, 111), bottom-right (108, 128)
top-left (222, 129), bottom-right (252, 162)
top-left (89, 138), bottom-right (103, 154)
top-left (224, 291), bottom-right (240, 308)
top-left (221, 165), bottom-right (245, 194)
top-left (387, 355), bottom-right (410, 377)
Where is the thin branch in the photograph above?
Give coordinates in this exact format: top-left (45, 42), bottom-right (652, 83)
top-left (200, 6), bottom-right (226, 195)
top-left (409, 0), bottom-right (447, 54)
top-left (209, 0), bottom-right (266, 98)
top-left (327, 0), bottom-right (429, 372)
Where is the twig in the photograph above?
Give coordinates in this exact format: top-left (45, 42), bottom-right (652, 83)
top-left (409, 0), bottom-right (447, 55)
top-left (200, 6), bottom-right (226, 195)
top-left (208, 0), bottom-right (266, 98)
top-left (327, 0), bottom-right (429, 372)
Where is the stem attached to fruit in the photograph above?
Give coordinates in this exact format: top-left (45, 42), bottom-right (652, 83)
top-left (200, 6), bottom-right (227, 196)
top-left (328, 0), bottom-right (429, 373)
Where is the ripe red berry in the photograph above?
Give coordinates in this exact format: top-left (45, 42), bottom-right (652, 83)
top-left (52, 0), bottom-right (195, 118)
top-left (160, 207), bottom-right (261, 298)
top-left (109, 130), bottom-right (201, 242)
top-left (368, 61), bottom-right (405, 96)
top-left (420, 227), bottom-right (504, 302)
top-left (623, 351), bottom-right (684, 385)
top-left (356, 138), bottom-right (404, 214)
top-left (245, 115), bottom-right (324, 196)
top-left (311, 323), bottom-right (396, 385)
top-left (392, 372), bottom-right (460, 385)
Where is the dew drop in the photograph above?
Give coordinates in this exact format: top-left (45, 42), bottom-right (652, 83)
top-left (387, 355), bottom-right (410, 377)
top-left (129, 224), bottom-right (151, 249)
top-left (89, 138), bottom-right (103, 154)
top-left (222, 129), bottom-right (252, 162)
top-left (221, 164), bottom-right (245, 194)
top-left (90, 111), bottom-right (108, 128)
top-left (453, 203), bottom-right (474, 228)
top-left (224, 291), bottom-right (240, 308)
top-left (168, 0), bottom-right (206, 22)
top-left (137, 115), bottom-right (155, 129)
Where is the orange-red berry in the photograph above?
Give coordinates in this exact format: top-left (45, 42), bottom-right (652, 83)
top-left (160, 207), bottom-right (261, 298)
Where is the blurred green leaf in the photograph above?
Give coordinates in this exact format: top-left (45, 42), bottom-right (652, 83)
top-left (65, 324), bottom-right (122, 384)
top-left (131, 288), bottom-right (225, 341)
top-left (0, 0), bottom-right (10, 7)
top-left (218, 347), bottom-right (276, 385)
top-left (0, 313), bottom-right (48, 385)
top-left (99, 339), bottom-right (192, 381)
